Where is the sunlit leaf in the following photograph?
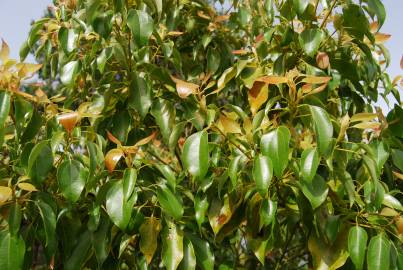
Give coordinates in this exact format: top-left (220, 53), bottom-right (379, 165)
top-left (182, 131), bottom-right (209, 179)
top-left (104, 148), bottom-right (124, 173)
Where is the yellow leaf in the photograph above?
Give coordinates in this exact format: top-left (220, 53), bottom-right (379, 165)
top-left (17, 183), bottom-right (38, 192)
top-left (337, 114), bottom-right (350, 142)
top-left (374, 33), bottom-right (391, 44)
top-left (0, 39), bottom-right (10, 63)
top-left (0, 186), bottom-right (12, 204)
top-left (393, 171), bottom-right (403, 181)
top-left (214, 15), bottom-right (230, 23)
top-left (171, 76), bottom-right (198, 98)
top-left (352, 122), bottom-right (381, 129)
top-left (256, 76), bottom-right (288, 85)
top-left (57, 112), bottom-right (80, 133)
top-left (350, 112), bottom-right (377, 123)
top-left (218, 114), bottom-right (241, 134)
top-left (105, 148), bottom-right (124, 173)
top-left (167, 31), bottom-right (184, 37)
top-left (248, 81), bottom-right (268, 115)
top-left (370, 21), bottom-right (379, 33)
top-left (301, 76), bottom-right (332, 84)
top-left (140, 217), bottom-right (162, 264)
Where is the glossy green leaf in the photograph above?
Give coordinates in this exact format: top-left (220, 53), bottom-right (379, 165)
top-left (229, 155), bottom-right (243, 188)
top-left (293, 0), bottom-right (309, 15)
top-left (36, 200), bottom-right (57, 255)
top-left (106, 180), bottom-right (135, 230)
top-left (57, 159), bottom-right (88, 202)
top-left (0, 91), bottom-right (10, 128)
top-left (299, 29), bottom-right (324, 57)
top-left (127, 9), bottom-right (154, 47)
top-left (300, 148), bottom-right (319, 183)
top-left (58, 27), bottom-right (77, 54)
top-left (182, 130), bottom-right (209, 179)
top-left (129, 73), bottom-right (152, 118)
top-left (310, 105), bottom-right (333, 156)
top-left (179, 238), bottom-right (196, 270)
top-left (195, 195), bottom-right (209, 229)
top-left (123, 168), bottom-right (137, 200)
top-left (367, 234), bottom-right (391, 270)
top-left (156, 184), bottom-right (184, 220)
top-left (301, 174), bottom-right (329, 209)
top-left (348, 225), bottom-right (368, 270)
top-left (28, 141), bottom-right (53, 184)
top-left (8, 203), bottom-right (21, 236)
top-left (368, 0), bottom-right (386, 28)
top-left (391, 149), bottom-right (403, 171)
top-left (65, 230), bottom-right (92, 270)
top-left (259, 199), bottom-right (277, 229)
top-left (0, 231), bottom-right (25, 270)
top-left (186, 234), bottom-right (214, 270)
top-left (61, 60), bottom-right (81, 85)
top-left (253, 154), bottom-right (273, 196)
top-left (20, 109), bottom-right (42, 144)
top-left (155, 164), bottom-right (176, 191)
top-left (151, 99), bottom-right (175, 143)
top-left (162, 223), bottom-right (184, 270)
top-left (260, 126), bottom-right (290, 177)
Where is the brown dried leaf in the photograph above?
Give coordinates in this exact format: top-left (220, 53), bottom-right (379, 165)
top-left (171, 76), bottom-right (198, 98)
top-left (107, 131), bottom-right (122, 145)
top-left (135, 131), bottom-right (158, 147)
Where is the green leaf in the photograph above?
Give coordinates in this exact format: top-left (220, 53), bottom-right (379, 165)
top-left (348, 225), bottom-right (368, 270)
top-left (57, 159), bottom-right (88, 202)
top-left (28, 141), bottom-right (53, 184)
top-left (195, 195), bottom-right (209, 229)
top-left (162, 223), bottom-right (184, 270)
top-left (299, 29), bottom-right (324, 57)
top-left (253, 154), bottom-right (273, 196)
top-left (155, 164), bottom-right (176, 191)
top-left (0, 231), bottom-right (25, 270)
top-left (300, 148), bottom-right (319, 183)
top-left (139, 217), bottom-right (161, 264)
top-left (259, 199), bottom-right (277, 229)
top-left (207, 48), bottom-right (221, 74)
top-left (229, 155), bottom-right (243, 188)
top-left (36, 200), bottom-right (57, 255)
top-left (61, 60), bottom-right (81, 85)
top-left (156, 184), bottom-right (184, 220)
top-left (65, 230), bottom-right (92, 270)
top-left (0, 91), bottom-right (10, 128)
top-left (391, 149), bottom-right (403, 171)
top-left (151, 99), bottom-right (175, 143)
top-left (367, 234), bottom-right (391, 270)
top-left (182, 131), bottom-right (209, 179)
top-left (20, 109), bottom-right (42, 144)
top-left (123, 168), bottom-right (137, 200)
top-left (301, 174), bottom-right (328, 209)
top-left (216, 66), bottom-right (236, 92)
top-left (293, 0), bottom-right (309, 15)
top-left (371, 141), bottom-right (389, 172)
top-left (186, 234), bottom-right (214, 270)
top-left (342, 4), bottom-right (369, 40)
top-left (367, 0), bottom-right (386, 28)
top-left (127, 9), bottom-right (154, 47)
top-left (58, 27), bottom-right (77, 54)
top-left (129, 73), bottom-right (152, 118)
top-left (106, 180), bottom-right (135, 230)
top-left (8, 203), bottom-right (21, 236)
top-left (260, 126), bottom-right (290, 177)
top-left (179, 238), bottom-right (196, 270)
top-left (310, 105), bottom-right (333, 156)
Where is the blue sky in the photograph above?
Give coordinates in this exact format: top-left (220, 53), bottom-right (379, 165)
top-left (0, 0), bottom-right (401, 110)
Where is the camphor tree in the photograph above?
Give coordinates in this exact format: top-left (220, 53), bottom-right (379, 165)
top-left (0, 0), bottom-right (402, 269)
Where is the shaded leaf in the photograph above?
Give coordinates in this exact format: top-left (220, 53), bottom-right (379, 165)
top-left (127, 10), bottom-right (154, 47)
top-left (182, 131), bottom-right (209, 179)
top-left (348, 225), bottom-right (368, 270)
top-left (140, 217), bottom-right (162, 264)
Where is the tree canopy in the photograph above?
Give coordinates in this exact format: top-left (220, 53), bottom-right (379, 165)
top-left (0, 0), bottom-right (402, 269)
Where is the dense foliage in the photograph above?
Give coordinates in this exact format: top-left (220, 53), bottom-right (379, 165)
top-left (0, 0), bottom-right (402, 269)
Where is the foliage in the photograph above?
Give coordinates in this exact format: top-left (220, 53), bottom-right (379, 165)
top-left (0, 0), bottom-right (403, 269)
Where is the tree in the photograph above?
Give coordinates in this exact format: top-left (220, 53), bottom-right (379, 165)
top-left (0, 0), bottom-right (402, 269)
